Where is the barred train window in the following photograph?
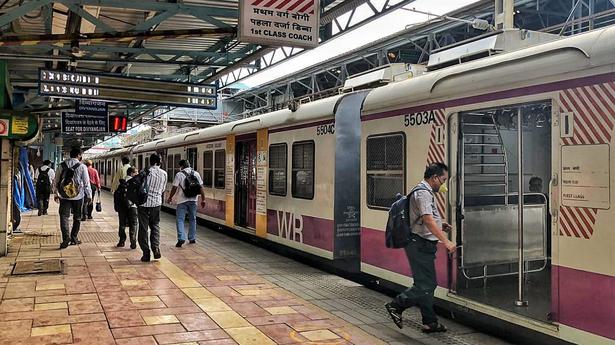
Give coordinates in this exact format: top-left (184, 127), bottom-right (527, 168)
top-left (269, 144), bottom-right (287, 196)
top-left (366, 133), bottom-right (405, 209)
top-left (166, 155), bottom-right (174, 182)
top-left (214, 150), bottom-right (226, 189)
top-left (173, 154), bottom-right (181, 180)
top-left (202, 151), bottom-right (213, 187)
top-left (292, 141), bottom-right (315, 199)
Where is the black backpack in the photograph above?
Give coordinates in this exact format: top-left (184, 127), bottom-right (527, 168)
top-left (126, 169), bottom-right (149, 206)
top-left (385, 187), bottom-right (431, 249)
top-left (57, 162), bottom-right (82, 199)
top-left (181, 170), bottom-right (202, 198)
top-left (113, 179), bottom-right (130, 212)
top-left (36, 168), bottom-right (51, 195)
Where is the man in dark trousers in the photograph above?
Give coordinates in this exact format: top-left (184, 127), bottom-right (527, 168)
top-left (115, 167), bottom-right (139, 249)
top-left (53, 147), bottom-right (92, 249)
top-left (385, 163), bottom-right (456, 333)
top-left (138, 154), bottom-right (167, 262)
top-left (35, 160), bottom-right (55, 216)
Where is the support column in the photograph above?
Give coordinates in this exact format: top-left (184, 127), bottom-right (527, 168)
top-left (0, 139), bottom-right (12, 256)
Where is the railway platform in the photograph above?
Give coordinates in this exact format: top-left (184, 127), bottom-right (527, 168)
top-left (0, 191), bottom-right (512, 345)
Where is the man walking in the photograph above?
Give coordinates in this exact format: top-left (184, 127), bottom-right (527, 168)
top-left (138, 154), bottom-right (167, 262)
top-left (115, 167), bottom-right (139, 249)
top-left (54, 147), bottom-right (92, 249)
top-left (385, 163), bottom-right (456, 333)
top-left (83, 160), bottom-right (101, 220)
top-left (35, 160), bottom-right (55, 216)
top-left (111, 156), bottom-right (131, 192)
top-left (167, 160), bottom-right (206, 247)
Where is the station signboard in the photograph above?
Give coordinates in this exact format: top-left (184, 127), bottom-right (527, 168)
top-left (38, 69), bottom-right (217, 109)
top-left (61, 112), bottom-right (109, 133)
top-left (239, 0), bottom-right (320, 49)
top-left (75, 100), bottom-right (107, 117)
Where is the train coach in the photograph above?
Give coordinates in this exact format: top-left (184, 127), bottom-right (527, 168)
top-left (92, 26), bottom-right (615, 345)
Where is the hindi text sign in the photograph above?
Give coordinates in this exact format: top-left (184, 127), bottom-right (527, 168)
top-left (240, 0), bottom-right (320, 49)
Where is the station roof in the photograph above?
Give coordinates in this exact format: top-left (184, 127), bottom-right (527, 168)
top-left (0, 0), bottom-right (415, 148)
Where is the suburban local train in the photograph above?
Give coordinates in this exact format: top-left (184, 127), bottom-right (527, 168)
top-left (92, 26), bottom-right (615, 345)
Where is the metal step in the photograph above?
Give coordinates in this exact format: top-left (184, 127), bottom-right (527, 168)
top-left (464, 153), bottom-right (505, 157)
top-left (464, 182), bottom-right (507, 186)
top-left (464, 143), bottom-right (503, 147)
top-left (462, 123), bottom-right (497, 127)
top-left (465, 173), bottom-right (507, 177)
top-left (464, 133), bottom-right (500, 137)
top-left (464, 163), bottom-right (506, 167)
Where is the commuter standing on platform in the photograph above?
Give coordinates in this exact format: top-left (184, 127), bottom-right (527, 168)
top-left (83, 160), bottom-right (101, 221)
top-left (53, 147), bottom-right (92, 249)
top-left (111, 156), bottom-right (131, 192)
top-left (167, 159), bottom-right (206, 247)
top-left (385, 163), bottom-right (456, 333)
top-left (115, 167), bottom-right (139, 249)
top-left (35, 160), bottom-right (55, 216)
top-left (138, 154), bottom-right (167, 262)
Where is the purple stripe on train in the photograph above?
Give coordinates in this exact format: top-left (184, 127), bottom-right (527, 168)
top-left (197, 197), bottom-right (226, 220)
top-left (267, 209), bottom-right (334, 252)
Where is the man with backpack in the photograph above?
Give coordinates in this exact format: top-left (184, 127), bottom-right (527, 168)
top-left (111, 156), bottom-right (131, 192)
top-left (53, 147), bottom-right (92, 249)
top-left (136, 154), bottom-right (167, 262)
top-left (115, 167), bottom-right (138, 249)
top-left (166, 159), bottom-right (206, 247)
top-left (35, 160), bottom-right (55, 216)
top-left (385, 163), bottom-right (456, 333)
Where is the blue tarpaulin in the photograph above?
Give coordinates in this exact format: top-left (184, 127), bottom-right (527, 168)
top-left (17, 147), bottom-right (37, 210)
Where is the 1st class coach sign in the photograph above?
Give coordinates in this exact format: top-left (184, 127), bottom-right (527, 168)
top-left (240, 0), bottom-right (320, 49)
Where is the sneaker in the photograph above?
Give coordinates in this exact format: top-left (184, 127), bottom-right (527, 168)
top-left (189, 240), bottom-right (196, 244)
top-left (422, 322), bottom-right (447, 333)
top-left (37, 210), bottom-right (42, 216)
top-left (153, 249), bottom-right (161, 259)
top-left (80, 217), bottom-right (86, 222)
top-left (130, 242), bottom-right (137, 249)
top-left (385, 303), bottom-right (404, 329)
top-left (116, 241), bottom-right (125, 248)
top-left (69, 240), bottom-right (82, 245)
top-left (87, 216), bottom-right (93, 220)
top-left (59, 242), bottom-right (69, 249)
top-left (175, 240), bottom-right (185, 248)
top-left (140, 256), bottom-right (150, 262)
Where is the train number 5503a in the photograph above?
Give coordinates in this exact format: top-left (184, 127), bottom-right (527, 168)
top-left (404, 111), bottom-right (436, 127)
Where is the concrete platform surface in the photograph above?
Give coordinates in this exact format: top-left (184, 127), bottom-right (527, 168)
top-left (0, 192), bottom-right (513, 345)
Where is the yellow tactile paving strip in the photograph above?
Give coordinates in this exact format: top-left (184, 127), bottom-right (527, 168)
top-left (0, 194), bottom-right (388, 345)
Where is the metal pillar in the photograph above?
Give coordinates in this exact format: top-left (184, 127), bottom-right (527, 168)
top-left (495, 0), bottom-right (515, 30)
top-left (516, 107), bottom-right (528, 307)
top-left (0, 139), bottom-right (12, 256)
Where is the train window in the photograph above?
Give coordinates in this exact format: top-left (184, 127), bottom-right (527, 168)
top-left (138, 155), bottom-right (143, 170)
top-left (269, 144), bottom-right (287, 196)
top-left (107, 161), bottom-right (111, 178)
top-left (187, 148), bottom-right (198, 170)
top-left (366, 133), bottom-right (405, 209)
top-left (214, 150), bottom-right (225, 189)
top-left (166, 155), bottom-right (174, 182)
top-left (203, 151), bottom-right (213, 187)
top-left (292, 141), bottom-right (314, 199)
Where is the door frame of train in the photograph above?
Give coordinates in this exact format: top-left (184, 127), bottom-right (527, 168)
top-left (445, 94), bottom-right (559, 325)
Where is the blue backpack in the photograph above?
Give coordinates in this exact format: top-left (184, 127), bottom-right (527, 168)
top-left (385, 187), bottom-right (431, 249)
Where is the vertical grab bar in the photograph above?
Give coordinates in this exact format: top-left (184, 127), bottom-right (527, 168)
top-left (516, 107), bottom-right (528, 307)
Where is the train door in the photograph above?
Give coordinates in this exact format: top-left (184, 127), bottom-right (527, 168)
top-left (452, 101), bottom-right (553, 322)
top-left (234, 139), bottom-right (257, 229)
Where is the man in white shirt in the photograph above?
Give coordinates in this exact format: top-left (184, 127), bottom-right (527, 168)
top-left (167, 160), bottom-right (206, 247)
top-left (138, 154), bottom-right (167, 262)
top-left (53, 147), bottom-right (92, 249)
top-left (35, 160), bottom-right (55, 216)
top-left (111, 156), bottom-right (131, 192)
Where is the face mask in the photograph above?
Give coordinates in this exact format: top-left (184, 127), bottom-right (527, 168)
top-left (438, 182), bottom-right (448, 194)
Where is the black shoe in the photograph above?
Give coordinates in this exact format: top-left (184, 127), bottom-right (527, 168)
top-left (38, 210), bottom-right (42, 216)
top-left (140, 256), bottom-right (150, 262)
top-left (422, 322), bottom-right (447, 333)
top-left (116, 241), bottom-right (125, 247)
top-left (80, 217), bottom-right (86, 221)
top-left (87, 216), bottom-right (93, 220)
top-left (385, 303), bottom-right (404, 329)
top-left (153, 248), bottom-right (161, 259)
top-left (59, 242), bottom-right (69, 249)
top-left (175, 240), bottom-right (185, 248)
top-left (189, 240), bottom-right (196, 244)
top-left (69, 240), bottom-right (82, 245)
top-left (130, 242), bottom-right (137, 249)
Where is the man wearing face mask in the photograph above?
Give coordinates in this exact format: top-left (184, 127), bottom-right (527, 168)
top-left (385, 162), bottom-right (456, 333)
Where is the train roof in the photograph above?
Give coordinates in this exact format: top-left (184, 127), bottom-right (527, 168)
top-left (132, 93), bottom-right (343, 153)
top-left (363, 25), bottom-right (615, 115)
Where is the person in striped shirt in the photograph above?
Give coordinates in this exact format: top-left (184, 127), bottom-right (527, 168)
top-left (137, 153), bottom-right (167, 262)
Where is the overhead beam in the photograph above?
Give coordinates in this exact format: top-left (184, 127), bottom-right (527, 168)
top-left (65, 3), bottom-right (116, 33)
top-left (0, 27), bottom-right (236, 46)
top-left (0, 53), bottom-right (232, 67)
top-left (0, 0), bottom-right (53, 27)
top-left (53, 0), bottom-right (237, 18)
top-left (132, 8), bottom-right (180, 32)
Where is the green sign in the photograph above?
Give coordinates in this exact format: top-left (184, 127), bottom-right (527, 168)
top-left (0, 115), bottom-right (38, 140)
